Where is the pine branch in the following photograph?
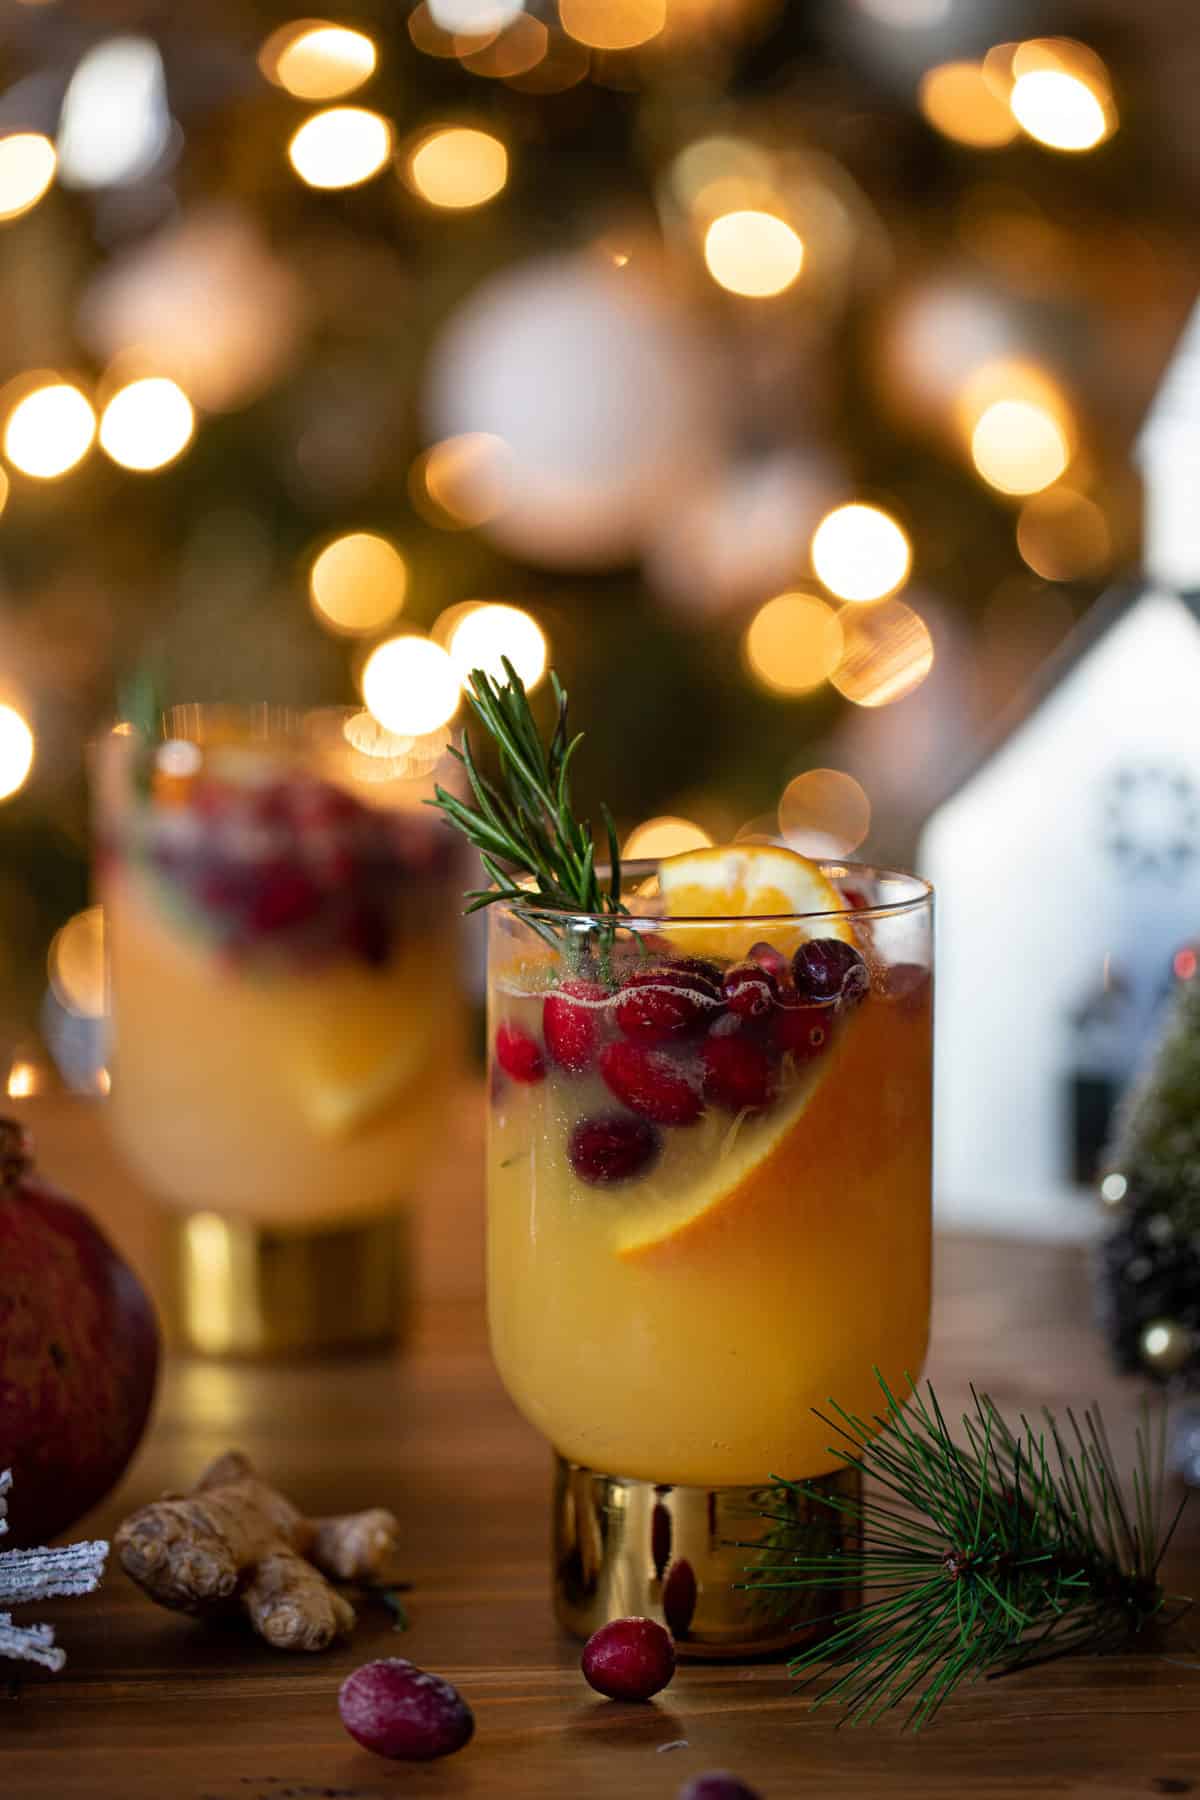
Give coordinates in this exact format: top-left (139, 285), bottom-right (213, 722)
top-left (741, 1378), bottom-right (1186, 1730)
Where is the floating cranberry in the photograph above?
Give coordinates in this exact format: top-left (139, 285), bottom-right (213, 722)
top-left (338, 1658), bottom-right (474, 1762)
top-left (881, 961), bottom-right (931, 1011)
top-left (772, 998), bottom-right (834, 1061)
top-left (722, 962), bottom-right (778, 1020)
top-left (581, 1617), bottom-right (676, 1702)
top-left (599, 1041), bottom-right (704, 1127)
top-left (702, 1031), bottom-right (776, 1113)
top-left (678, 1774), bottom-right (763, 1800)
top-left (792, 938), bottom-right (869, 1005)
top-left (342, 900), bottom-right (391, 968)
top-left (615, 966), bottom-right (721, 1043)
top-left (544, 978), bottom-right (610, 1072)
top-left (247, 862), bottom-right (323, 933)
top-left (569, 1114), bottom-right (661, 1185)
top-left (747, 941), bottom-right (789, 984)
top-left (494, 1022), bottom-right (546, 1085)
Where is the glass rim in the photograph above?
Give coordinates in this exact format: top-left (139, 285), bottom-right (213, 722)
top-left (500, 857), bottom-right (933, 929)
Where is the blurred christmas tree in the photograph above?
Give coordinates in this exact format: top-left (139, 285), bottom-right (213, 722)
top-left (0, 0), bottom-right (1198, 1079)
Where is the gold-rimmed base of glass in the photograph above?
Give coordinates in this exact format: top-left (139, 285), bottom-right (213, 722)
top-left (165, 1207), bottom-right (413, 1358)
top-left (553, 1455), bottom-right (861, 1660)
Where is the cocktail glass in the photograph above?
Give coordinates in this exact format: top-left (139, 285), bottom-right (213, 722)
top-left (486, 862), bottom-right (933, 1655)
top-left (94, 704), bottom-right (464, 1355)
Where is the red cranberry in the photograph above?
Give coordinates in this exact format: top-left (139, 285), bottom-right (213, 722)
top-left (598, 1041), bottom-right (703, 1127)
top-left (881, 961), bottom-right (931, 1011)
top-left (662, 1558), bottom-right (697, 1638)
top-left (722, 962), bottom-right (778, 1020)
top-left (544, 978), bottom-right (610, 1072)
top-left (615, 967), bottom-right (721, 1043)
top-left (702, 1030), bottom-right (776, 1113)
top-left (569, 1114), bottom-right (660, 1185)
top-left (338, 1658), bottom-right (474, 1762)
top-left (342, 900), bottom-right (391, 968)
top-left (792, 938), bottom-right (868, 1005)
top-left (247, 862), bottom-right (323, 933)
top-left (494, 1022), bottom-right (546, 1085)
top-left (747, 941), bottom-right (789, 984)
top-left (678, 1775), bottom-right (763, 1800)
top-left (772, 998), bottom-right (834, 1060)
top-left (581, 1617), bottom-right (675, 1702)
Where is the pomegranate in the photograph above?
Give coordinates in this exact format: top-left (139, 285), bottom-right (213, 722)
top-left (0, 1117), bottom-right (159, 1546)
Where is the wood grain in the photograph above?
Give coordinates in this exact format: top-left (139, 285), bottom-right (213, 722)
top-left (5, 1104), bottom-right (1200, 1800)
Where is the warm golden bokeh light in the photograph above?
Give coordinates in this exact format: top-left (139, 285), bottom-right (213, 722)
top-left (6, 1058), bottom-right (39, 1099)
top-left (971, 398), bottom-right (1070, 495)
top-left (831, 600), bottom-right (934, 708)
top-left (743, 592), bottom-right (844, 695)
top-left (811, 504), bottom-right (911, 604)
top-left (559, 0), bottom-right (664, 50)
top-left (361, 636), bottom-right (462, 734)
top-left (778, 769), bottom-right (871, 858)
top-left (1016, 487), bottom-right (1111, 581)
top-left (0, 702), bottom-right (34, 800)
top-left (266, 25), bottom-right (378, 99)
top-left (0, 133), bottom-right (57, 222)
top-left (0, 467), bottom-right (9, 519)
top-left (458, 14), bottom-right (547, 78)
top-left (98, 377), bottom-right (195, 471)
top-left (703, 210), bottom-right (804, 298)
top-left (414, 432), bottom-right (512, 528)
top-left (341, 710), bottom-right (452, 782)
top-left (918, 62), bottom-right (1019, 148)
top-left (406, 128), bottom-right (509, 210)
top-left (287, 107), bottom-right (392, 189)
top-left (310, 532), bottom-right (408, 636)
top-left (446, 601), bottom-right (547, 691)
top-left (49, 904), bottom-right (106, 1019)
top-left (623, 815), bottom-right (713, 859)
top-left (3, 382), bottom-right (96, 479)
top-left (1010, 68), bottom-right (1112, 152)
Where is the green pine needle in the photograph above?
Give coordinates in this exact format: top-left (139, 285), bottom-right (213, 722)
top-left (743, 1375), bottom-right (1188, 1730)
top-left (428, 658), bottom-right (627, 928)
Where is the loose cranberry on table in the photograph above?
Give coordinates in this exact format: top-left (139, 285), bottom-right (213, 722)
top-left (544, 978), bottom-right (610, 1072)
top-left (338, 1658), bottom-right (474, 1762)
top-left (569, 1114), bottom-right (660, 1185)
top-left (679, 1774), bottom-right (764, 1800)
top-left (494, 1022), bottom-right (546, 1084)
top-left (616, 965), bottom-right (721, 1043)
top-left (791, 938), bottom-right (869, 1005)
top-left (598, 1040), bottom-right (704, 1127)
top-left (702, 1028), bottom-right (776, 1113)
top-left (581, 1616), bottom-right (675, 1702)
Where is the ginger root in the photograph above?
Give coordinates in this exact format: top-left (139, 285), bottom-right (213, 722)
top-left (115, 1451), bottom-right (399, 1652)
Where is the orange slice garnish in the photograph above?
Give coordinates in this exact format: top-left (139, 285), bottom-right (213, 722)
top-left (656, 843), bottom-right (853, 960)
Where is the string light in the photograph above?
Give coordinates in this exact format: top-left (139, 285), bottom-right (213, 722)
top-left (918, 63), bottom-right (1019, 148)
top-left (703, 211), bottom-right (804, 298)
top-left (3, 382), bottom-right (96, 479)
top-left (361, 636), bottom-right (462, 734)
top-left (288, 107), bottom-right (392, 190)
top-left (0, 133), bottom-right (57, 221)
top-left (262, 25), bottom-right (378, 100)
top-left (1016, 487), bottom-right (1111, 580)
top-left (778, 769), bottom-right (871, 858)
top-left (0, 703), bottom-right (34, 800)
top-left (971, 398), bottom-right (1069, 495)
top-left (1100, 1172), bottom-right (1128, 1205)
top-left (1010, 67), bottom-right (1111, 152)
top-left (310, 533), bottom-right (408, 636)
top-left (743, 592), bottom-right (844, 695)
top-left (559, 0), bottom-right (665, 51)
top-left (406, 128), bottom-right (508, 209)
top-left (445, 601), bottom-right (547, 690)
top-left (98, 377), bottom-right (194, 471)
top-left (811, 504), bottom-right (911, 604)
top-left (623, 816), bottom-right (712, 859)
top-left (48, 905), bottom-right (106, 1019)
top-left (831, 600), bottom-right (934, 707)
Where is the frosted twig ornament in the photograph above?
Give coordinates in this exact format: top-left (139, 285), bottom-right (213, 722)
top-left (0, 1470), bottom-right (109, 1672)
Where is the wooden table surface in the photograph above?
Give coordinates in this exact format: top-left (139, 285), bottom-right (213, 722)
top-left (5, 1099), bottom-right (1200, 1800)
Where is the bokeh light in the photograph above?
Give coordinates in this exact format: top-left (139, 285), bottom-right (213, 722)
top-left (0, 703), bottom-right (34, 800)
top-left (623, 815), bottom-right (713, 859)
top-left (743, 591), bottom-right (844, 695)
top-left (778, 769), bottom-right (871, 858)
top-left (1016, 487), bottom-right (1111, 580)
top-left (414, 433), bottom-right (512, 528)
top-left (4, 383), bottom-right (96, 479)
top-left (406, 128), bottom-right (508, 209)
top-left (559, 0), bottom-right (665, 51)
top-left (98, 377), bottom-right (195, 471)
top-left (288, 107), bottom-right (392, 189)
top-left (6, 1058), bottom-right (39, 1099)
top-left (811, 504), bottom-right (911, 603)
top-left (341, 710), bottom-right (452, 782)
top-left (831, 600), bottom-right (934, 707)
top-left (310, 533), bottom-right (408, 636)
top-left (0, 467), bottom-right (9, 518)
top-left (703, 211), bottom-right (805, 298)
top-left (919, 63), bottom-right (1019, 148)
top-left (458, 15), bottom-right (548, 78)
top-left (48, 905), bottom-right (106, 1018)
top-left (361, 635), bottom-right (462, 734)
top-left (0, 134), bottom-right (57, 222)
top-left (263, 24), bottom-right (378, 99)
top-left (971, 398), bottom-right (1070, 495)
top-left (429, 0), bottom-right (525, 29)
top-left (446, 601), bottom-right (547, 690)
top-left (1010, 68), bottom-right (1111, 152)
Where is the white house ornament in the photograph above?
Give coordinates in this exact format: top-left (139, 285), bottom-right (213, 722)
top-left (0, 1471), bottom-right (109, 1673)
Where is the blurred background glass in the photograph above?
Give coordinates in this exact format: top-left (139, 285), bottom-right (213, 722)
top-left (0, 0), bottom-right (1194, 1123)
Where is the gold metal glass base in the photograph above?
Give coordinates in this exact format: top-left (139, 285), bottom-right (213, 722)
top-left (166, 1208), bottom-right (412, 1357)
top-left (553, 1455), bottom-right (861, 1660)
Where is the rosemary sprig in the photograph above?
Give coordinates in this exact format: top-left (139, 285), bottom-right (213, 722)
top-left (743, 1375), bottom-right (1188, 1730)
top-left (429, 658), bottom-right (627, 930)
